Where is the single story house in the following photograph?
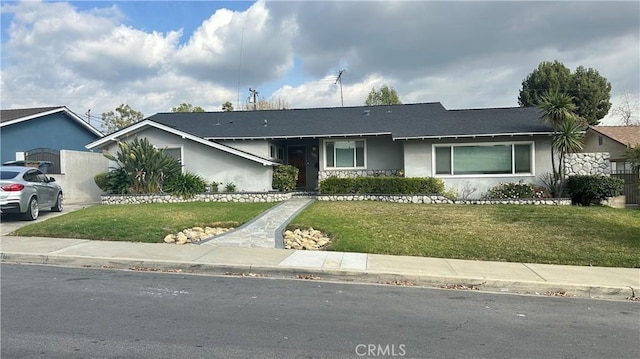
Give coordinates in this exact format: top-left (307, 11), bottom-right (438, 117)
top-left (583, 126), bottom-right (640, 173)
top-left (85, 102), bottom-right (555, 197)
top-left (1, 106), bottom-right (103, 173)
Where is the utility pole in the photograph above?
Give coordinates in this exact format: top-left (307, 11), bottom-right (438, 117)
top-left (335, 70), bottom-right (345, 107)
top-left (86, 109), bottom-right (91, 125)
top-left (249, 88), bottom-right (258, 110)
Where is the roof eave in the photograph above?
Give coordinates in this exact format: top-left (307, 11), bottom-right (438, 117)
top-left (394, 131), bottom-right (556, 140)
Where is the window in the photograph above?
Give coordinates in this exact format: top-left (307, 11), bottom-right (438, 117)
top-left (598, 136), bottom-right (603, 145)
top-left (270, 145), bottom-right (284, 161)
top-left (324, 140), bottom-right (365, 168)
top-left (163, 147), bottom-right (182, 163)
top-left (434, 142), bottom-right (533, 176)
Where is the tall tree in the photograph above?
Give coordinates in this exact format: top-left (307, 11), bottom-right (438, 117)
top-left (101, 104), bottom-right (144, 134)
top-left (610, 92), bottom-right (640, 126)
top-left (365, 85), bottom-right (402, 106)
top-left (538, 91), bottom-right (584, 179)
top-left (222, 101), bottom-right (234, 112)
top-left (519, 60), bottom-right (611, 125)
top-left (171, 103), bottom-right (205, 112)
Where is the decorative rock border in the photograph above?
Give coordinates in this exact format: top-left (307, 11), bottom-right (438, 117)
top-left (164, 226), bottom-right (233, 245)
top-left (102, 192), bottom-right (293, 205)
top-left (283, 228), bottom-right (332, 250)
top-left (316, 194), bottom-right (571, 205)
top-left (103, 192), bottom-right (570, 206)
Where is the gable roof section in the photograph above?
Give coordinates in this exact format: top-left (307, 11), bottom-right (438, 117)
top-left (588, 126), bottom-right (640, 148)
top-left (146, 102), bottom-right (553, 140)
top-left (85, 120), bottom-right (278, 166)
top-left (0, 106), bottom-right (103, 137)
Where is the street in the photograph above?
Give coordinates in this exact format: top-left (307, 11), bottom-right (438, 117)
top-left (1, 264), bottom-right (638, 359)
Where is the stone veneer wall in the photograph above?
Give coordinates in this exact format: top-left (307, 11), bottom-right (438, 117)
top-left (318, 169), bottom-right (402, 181)
top-left (316, 194), bottom-right (571, 205)
top-left (102, 192), bottom-right (293, 205)
top-left (563, 153), bottom-right (611, 177)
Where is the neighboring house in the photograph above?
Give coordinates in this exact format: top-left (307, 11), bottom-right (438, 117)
top-left (584, 126), bottom-right (640, 172)
top-left (1, 106), bottom-right (103, 173)
top-left (583, 125), bottom-right (640, 205)
top-left (85, 103), bottom-right (555, 197)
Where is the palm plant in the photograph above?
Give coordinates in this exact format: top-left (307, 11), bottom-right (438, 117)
top-left (103, 137), bottom-right (181, 194)
top-left (538, 91), bottom-right (585, 179)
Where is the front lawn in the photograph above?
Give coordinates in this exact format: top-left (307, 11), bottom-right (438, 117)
top-left (11, 202), bottom-right (277, 243)
top-left (288, 202), bottom-right (640, 268)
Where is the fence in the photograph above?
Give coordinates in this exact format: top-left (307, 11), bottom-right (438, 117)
top-left (612, 170), bottom-right (638, 205)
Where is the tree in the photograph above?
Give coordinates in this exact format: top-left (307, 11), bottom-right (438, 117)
top-left (101, 104), bottom-right (144, 134)
top-left (171, 103), bottom-right (205, 112)
top-left (365, 85), bottom-right (401, 106)
top-left (244, 97), bottom-right (289, 111)
top-left (538, 91), bottom-right (584, 179)
top-left (610, 92), bottom-right (640, 126)
top-left (519, 60), bottom-right (612, 125)
top-left (222, 101), bottom-right (234, 112)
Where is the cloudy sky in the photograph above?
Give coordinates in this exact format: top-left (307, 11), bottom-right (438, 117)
top-left (1, 0), bottom-right (638, 129)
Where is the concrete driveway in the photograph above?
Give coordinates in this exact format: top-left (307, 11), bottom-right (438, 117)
top-left (0, 203), bottom-right (97, 235)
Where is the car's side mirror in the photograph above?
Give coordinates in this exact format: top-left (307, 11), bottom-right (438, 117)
top-left (48, 177), bottom-right (56, 182)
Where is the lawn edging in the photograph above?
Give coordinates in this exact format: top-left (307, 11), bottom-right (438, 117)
top-left (102, 192), bottom-right (571, 206)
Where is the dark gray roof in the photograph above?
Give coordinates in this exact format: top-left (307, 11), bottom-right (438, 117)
top-left (147, 102), bottom-right (552, 140)
top-left (0, 106), bottom-right (63, 123)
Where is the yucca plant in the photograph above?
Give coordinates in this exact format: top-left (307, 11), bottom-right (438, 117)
top-left (103, 137), bottom-right (181, 194)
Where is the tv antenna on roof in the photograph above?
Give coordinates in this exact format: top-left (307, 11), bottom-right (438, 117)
top-left (335, 69), bottom-right (345, 107)
top-left (249, 88), bottom-right (259, 110)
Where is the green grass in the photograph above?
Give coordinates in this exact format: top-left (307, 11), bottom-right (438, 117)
top-left (12, 202), bottom-right (277, 243)
top-left (288, 202), bottom-right (640, 268)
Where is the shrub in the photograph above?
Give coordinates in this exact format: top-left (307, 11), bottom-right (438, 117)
top-left (224, 182), bottom-right (237, 192)
top-left (209, 181), bottom-right (220, 193)
top-left (94, 172), bottom-right (110, 192)
top-left (485, 182), bottom-right (548, 199)
top-left (164, 172), bottom-right (207, 199)
top-left (272, 164), bottom-right (299, 192)
top-left (105, 167), bottom-right (130, 194)
top-left (566, 175), bottom-right (624, 206)
top-left (320, 176), bottom-right (445, 195)
top-left (103, 137), bottom-right (181, 194)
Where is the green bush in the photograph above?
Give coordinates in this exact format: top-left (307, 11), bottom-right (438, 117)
top-left (320, 176), bottom-right (445, 195)
top-left (566, 175), bottom-right (624, 206)
top-left (164, 172), bottom-right (207, 199)
top-left (103, 168), bottom-right (130, 194)
top-left (103, 137), bottom-right (181, 194)
top-left (224, 182), bottom-right (237, 192)
top-left (209, 181), bottom-right (220, 193)
top-left (485, 182), bottom-right (548, 199)
top-left (272, 164), bottom-right (299, 191)
top-left (94, 172), bottom-right (110, 192)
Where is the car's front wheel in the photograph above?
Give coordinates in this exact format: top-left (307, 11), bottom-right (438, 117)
top-left (22, 197), bottom-right (39, 221)
top-left (51, 192), bottom-right (63, 212)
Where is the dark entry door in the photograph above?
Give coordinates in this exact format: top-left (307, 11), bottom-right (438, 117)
top-left (288, 146), bottom-right (306, 188)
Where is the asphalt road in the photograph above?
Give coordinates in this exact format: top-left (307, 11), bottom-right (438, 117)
top-left (1, 264), bottom-right (638, 359)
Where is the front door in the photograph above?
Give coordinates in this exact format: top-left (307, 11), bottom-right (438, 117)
top-left (287, 146), bottom-right (306, 188)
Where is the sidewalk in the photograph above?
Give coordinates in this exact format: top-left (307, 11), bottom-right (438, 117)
top-left (1, 235), bottom-right (638, 300)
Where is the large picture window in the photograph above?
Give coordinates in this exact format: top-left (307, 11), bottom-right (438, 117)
top-left (325, 140), bottom-right (365, 168)
top-left (434, 142), bottom-right (533, 176)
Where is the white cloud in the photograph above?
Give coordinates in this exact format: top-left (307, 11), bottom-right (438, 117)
top-left (0, 0), bottom-right (638, 129)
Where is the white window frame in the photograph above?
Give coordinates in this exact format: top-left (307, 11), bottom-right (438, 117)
top-left (154, 144), bottom-right (184, 171)
top-left (323, 139), bottom-right (367, 169)
top-left (432, 141), bottom-right (535, 178)
top-left (269, 144), bottom-right (284, 161)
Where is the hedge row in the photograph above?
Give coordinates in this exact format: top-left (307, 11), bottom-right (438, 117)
top-left (566, 175), bottom-right (624, 206)
top-left (320, 176), bottom-right (445, 195)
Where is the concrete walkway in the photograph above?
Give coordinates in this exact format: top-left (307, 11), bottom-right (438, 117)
top-left (199, 198), bottom-right (314, 248)
top-left (1, 235), bottom-right (638, 301)
top-left (1, 199), bottom-right (638, 300)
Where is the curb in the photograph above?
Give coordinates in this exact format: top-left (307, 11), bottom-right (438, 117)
top-left (2, 251), bottom-right (635, 301)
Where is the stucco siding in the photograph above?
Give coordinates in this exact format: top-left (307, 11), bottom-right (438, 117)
top-left (583, 132), bottom-right (627, 160)
top-left (1, 112), bottom-right (100, 163)
top-left (403, 136), bottom-right (554, 198)
top-left (218, 140), bottom-right (270, 158)
top-left (103, 128), bottom-right (274, 192)
top-left (366, 136), bottom-right (404, 169)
